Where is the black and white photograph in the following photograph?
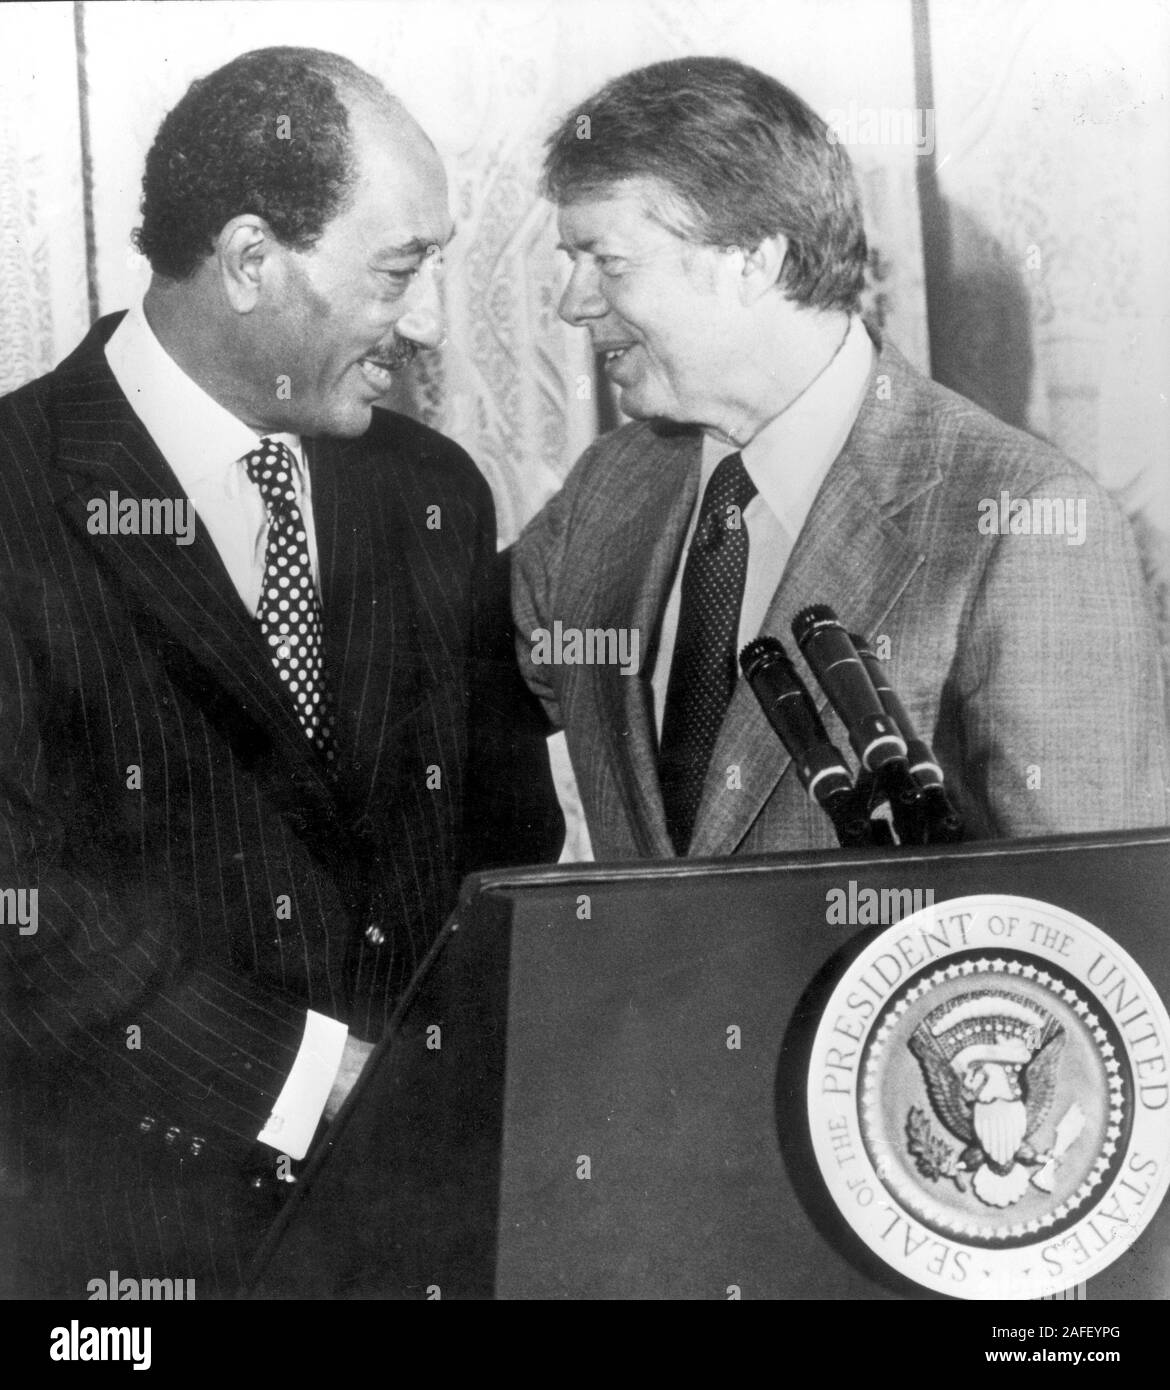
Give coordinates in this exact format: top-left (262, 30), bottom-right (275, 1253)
top-left (0, 0), bottom-right (1167, 1340)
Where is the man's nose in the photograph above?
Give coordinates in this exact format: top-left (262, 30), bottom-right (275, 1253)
top-left (395, 260), bottom-right (445, 350)
top-left (558, 260), bottom-right (607, 326)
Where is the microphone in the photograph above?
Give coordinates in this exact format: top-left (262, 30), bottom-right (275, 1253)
top-left (739, 636), bottom-right (875, 848)
top-left (791, 605), bottom-right (925, 842)
top-left (851, 633), bottom-right (964, 843)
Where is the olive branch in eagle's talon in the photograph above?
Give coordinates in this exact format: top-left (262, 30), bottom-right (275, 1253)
top-left (906, 1105), bottom-right (968, 1192)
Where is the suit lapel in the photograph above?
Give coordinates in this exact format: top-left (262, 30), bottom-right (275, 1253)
top-left (306, 429), bottom-right (368, 779)
top-left (688, 343), bottom-right (941, 858)
top-left (308, 425), bottom-right (421, 808)
top-left (48, 319), bottom-right (339, 814)
top-left (589, 428), bottom-right (702, 858)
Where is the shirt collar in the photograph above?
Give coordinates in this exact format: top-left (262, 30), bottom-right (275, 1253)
top-left (104, 300), bottom-right (305, 493)
top-left (700, 314), bottom-right (874, 531)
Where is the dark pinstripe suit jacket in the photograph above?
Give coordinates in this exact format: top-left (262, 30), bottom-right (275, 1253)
top-left (0, 314), bottom-right (562, 1297)
top-left (514, 337), bottom-right (1170, 859)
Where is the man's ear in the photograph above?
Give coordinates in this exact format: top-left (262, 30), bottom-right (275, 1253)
top-left (215, 215), bottom-right (274, 312)
top-left (739, 233), bottom-right (789, 305)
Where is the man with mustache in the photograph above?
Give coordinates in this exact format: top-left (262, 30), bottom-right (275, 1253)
top-left (0, 46), bottom-right (561, 1297)
top-left (514, 56), bottom-right (1168, 859)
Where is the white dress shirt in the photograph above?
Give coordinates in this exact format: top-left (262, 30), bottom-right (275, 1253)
top-left (105, 301), bottom-right (319, 612)
top-left (651, 314), bottom-right (875, 738)
top-left (105, 302), bottom-right (345, 1160)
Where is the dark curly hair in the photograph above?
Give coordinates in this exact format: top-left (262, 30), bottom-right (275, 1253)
top-left (134, 47), bottom-right (395, 280)
top-left (542, 57), bottom-right (868, 314)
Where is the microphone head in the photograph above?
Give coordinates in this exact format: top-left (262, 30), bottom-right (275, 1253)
top-left (790, 603), bottom-right (908, 771)
top-left (791, 603), bottom-right (841, 650)
top-left (738, 635), bottom-right (790, 681)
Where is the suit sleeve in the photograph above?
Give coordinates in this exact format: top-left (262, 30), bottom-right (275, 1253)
top-left (951, 474), bottom-right (1170, 838)
top-left (511, 461), bottom-right (586, 733)
top-left (458, 485), bottom-right (564, 874)
top-left (0, 605), bottom-right (308, 1162)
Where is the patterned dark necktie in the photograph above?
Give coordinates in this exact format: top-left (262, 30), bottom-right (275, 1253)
top-left (243, 438), bottom-right (336, 763)
top-left (659, 451), bottom-right (758, 854)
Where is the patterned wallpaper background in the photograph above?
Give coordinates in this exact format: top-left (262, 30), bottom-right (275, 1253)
top-left (3, 0), bottom-right (932, 536)
top-left (2, 0), bottom-right (1168, 855)
top-left (924, 0), bottom-right (1170, 648)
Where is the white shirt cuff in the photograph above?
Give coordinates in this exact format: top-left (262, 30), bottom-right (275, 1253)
top-left (257, 1010), bottom-right (348, 1160)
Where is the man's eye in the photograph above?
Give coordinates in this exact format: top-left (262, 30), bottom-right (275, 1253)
top-left (378, 266), bottom-right (420, 285)
top-left (595, 255), bottom-right (626, 276)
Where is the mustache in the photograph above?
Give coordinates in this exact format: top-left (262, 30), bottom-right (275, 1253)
top-left (363, 339), bottom-right (420, 372)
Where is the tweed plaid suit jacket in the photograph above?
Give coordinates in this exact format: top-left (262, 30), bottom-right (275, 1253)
top-left (0, 313), bottom-right (561, 1296)
top-left (514, 336), bottom-right (1170, 861)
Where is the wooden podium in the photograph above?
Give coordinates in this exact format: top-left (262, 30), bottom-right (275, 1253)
top-left (248, 828), bottom-right (1170, 1300)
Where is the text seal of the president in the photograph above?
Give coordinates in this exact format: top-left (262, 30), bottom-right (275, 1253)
top-left (808, 894), bottom-right (1170, 1299)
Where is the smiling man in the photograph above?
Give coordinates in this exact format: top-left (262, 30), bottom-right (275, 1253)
top-left (0, 47), bottom-right (561, 1297)
top-left (514, 56), bottom-right (1168, 860)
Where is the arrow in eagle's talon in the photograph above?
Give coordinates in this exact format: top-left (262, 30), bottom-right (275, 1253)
top-left (1031, 1102), bottom-right (1087, 1192)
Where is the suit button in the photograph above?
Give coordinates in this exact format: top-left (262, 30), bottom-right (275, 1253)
top-left (138, 1115), bottom-right (156, 1135)
top-left (364, 923), bottom-right (385, 947)
top-left (189, 1135), bottom-right (205, 1157)
top-left (164, 1125), bottom-right (181, 1147)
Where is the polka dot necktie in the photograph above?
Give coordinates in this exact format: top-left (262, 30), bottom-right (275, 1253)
top-left (659, 452), bottom-right (757, 854)
top-left (242, 438), bottom-right (336, 763)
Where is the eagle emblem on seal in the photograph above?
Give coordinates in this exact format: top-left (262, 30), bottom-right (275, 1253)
top-left (906, 990), bottom-right (1085, 1207)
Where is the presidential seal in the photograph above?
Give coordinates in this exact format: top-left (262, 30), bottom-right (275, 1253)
top-left (807, 895), bottom-right (1170, 1299)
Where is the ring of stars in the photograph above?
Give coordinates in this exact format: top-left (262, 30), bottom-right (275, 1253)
top-left (858, 956), bottom-right (1127, 1243)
